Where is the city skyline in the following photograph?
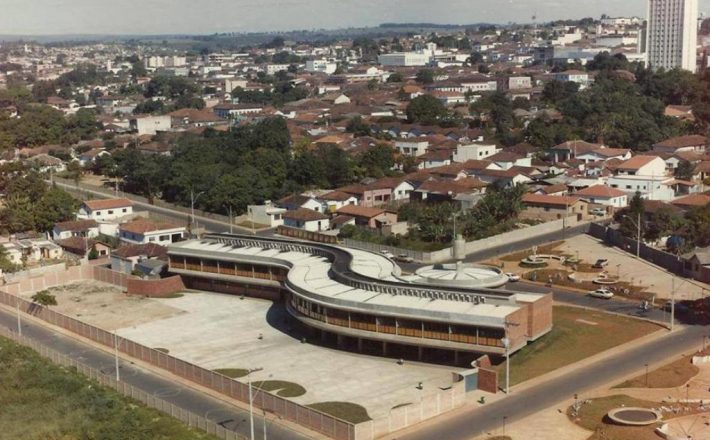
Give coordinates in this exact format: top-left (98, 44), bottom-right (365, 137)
top-left (2, 0), bottom-right (710, 36)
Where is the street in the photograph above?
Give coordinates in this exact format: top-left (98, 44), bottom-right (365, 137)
top-left (400, 324), bottom-right (706, 440)
top-left (0, 307), bottom-right (309, 440)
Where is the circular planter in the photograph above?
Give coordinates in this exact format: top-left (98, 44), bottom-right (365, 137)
top-left (607, 407), bottom-right (661, 426)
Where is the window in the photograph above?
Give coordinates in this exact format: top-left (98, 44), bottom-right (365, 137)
top-left (149, 237), bottom-right (155, 242)
top-left (159, 235), bottom-right (169, 241)
top-left (108, 210), bottom-right (114, 214)
top-left (122, 208), bottom-right (127, 213)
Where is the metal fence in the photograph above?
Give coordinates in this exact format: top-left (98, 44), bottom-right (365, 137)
top-left (0, 326), bottom-right (244, 440)
top-left (0, 291), bottom-right (357, 440)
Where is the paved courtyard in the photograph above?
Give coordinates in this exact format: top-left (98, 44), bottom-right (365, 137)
top-left (559, 235), bottom-right (709, 301)
top-left (116, 291), bottom-right (456, 419)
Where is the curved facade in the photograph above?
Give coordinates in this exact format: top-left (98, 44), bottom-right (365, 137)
top-left (167, 233), bottom-right (552, 356)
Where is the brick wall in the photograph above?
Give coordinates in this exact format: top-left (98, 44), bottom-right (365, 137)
top-left (478, 368), bottom-right (498, 393)
top-left (126, 275), bottom-right (185, 297)
top-left (520, 293), bottom-right (554, 340)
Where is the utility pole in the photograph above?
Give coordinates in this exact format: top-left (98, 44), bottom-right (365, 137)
top-left (229, 205), bottom-right (233, 234)
top-left (190, 189), bottom-right (205, 238)
top-left (501, 337), bottom-right (510, 394)
top-left (636, 211), bottom-right (641, 259)
top-left (249, 378), bottom-right (255, 440)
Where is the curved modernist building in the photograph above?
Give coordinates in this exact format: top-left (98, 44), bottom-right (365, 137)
top-left (167, 233), bottom-right (552, 358)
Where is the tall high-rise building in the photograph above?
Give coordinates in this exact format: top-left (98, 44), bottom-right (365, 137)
top-left (646, 0), bottom-right (698, 71)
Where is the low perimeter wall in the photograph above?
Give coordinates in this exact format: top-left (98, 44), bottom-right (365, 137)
top-left (127, 276), bottom-right (186, 297)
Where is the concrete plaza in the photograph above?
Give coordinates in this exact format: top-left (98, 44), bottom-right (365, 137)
top-left (116, 291), bottom-right (456, 419)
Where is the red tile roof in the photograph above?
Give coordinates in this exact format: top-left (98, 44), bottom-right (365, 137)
top-left (336, 204), bottom-right (385, 218)
top-left (83, 198), bottom-right (133, 211)
top-left (282, 208), bottom-right (329, 222)
top-left (522, 193), bottom-right (583, 206)
top-left (574, 185), bottom-right (627, 198)
top-left (119, 219), bottom-right (181, 234)
top-left (615, 155), bottom-right (659, 171)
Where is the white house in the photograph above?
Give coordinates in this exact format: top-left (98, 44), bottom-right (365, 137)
top-left (395, 139), bottom-right (429, 157)
top-left (305, 59), bottom-right (338, 74)
top-left (553, 70), bottom-right (590, 89)
top-left (282, 208), bottom-right (330, 232)
top-left (52, 219), bottom-right (100, 241)
top-left (247, 201), bottom-right (286, 227)
top-left (77, 198), bottom-right (134, 222)
top-left (574, 185), bottom-right (629, 208)
top-left (118, 220), bottom-right (186, 245)
top-left (614, 155), bottom-right (667, 177)
top-left (607, 155), bottom-right (675, 200)
top-left (576, 148), bottom-right (632, 163)
top-left (129, 115), bottom-right (171, 135)
top-left (452, 143), bottom-right (498, 162)
top-left (317, 191), bottom-right (358, 213)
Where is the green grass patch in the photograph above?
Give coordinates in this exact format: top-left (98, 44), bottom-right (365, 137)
top-left (614, 356), bottom-right (699, 389)
top-left (0, 336), bottom-right (217, 440)
top-left (214, 368), bottom-right (250, 379)
top-left (496, 306), bottom-right (659, 386)
top-left (306, 401), bottom-right (371, 424)
top-left (252, 380), bottom-right (306, 398)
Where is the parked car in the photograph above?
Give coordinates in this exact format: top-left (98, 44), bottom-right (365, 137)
top-left (590, 208), bottom-right (606, 217)
top-left (395, 254), bottom-right (414, 263)
top-left (589, 288), bottom-right (614, 299)
top-left (505, 272), bottom-right (520, 282)
top-left (592, 258), bottom-right (609, 268)
top-left (380, 250), bottom-right (395, 259)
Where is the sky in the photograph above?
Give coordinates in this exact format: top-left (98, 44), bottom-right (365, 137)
top-left (1, 0), bottom-right (709, 35)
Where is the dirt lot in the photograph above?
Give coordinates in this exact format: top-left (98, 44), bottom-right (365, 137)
top-left (18, 281), bottom-right (184, 330)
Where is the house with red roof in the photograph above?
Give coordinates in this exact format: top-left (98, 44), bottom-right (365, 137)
top-left (118, 219), bottom-right (186, 245)
top-left (573, 185), bottom-right (628, 208)
top-left (77, 198), bottom-right (134, 222)
top-left (521, 193), bottom-right (588, 221)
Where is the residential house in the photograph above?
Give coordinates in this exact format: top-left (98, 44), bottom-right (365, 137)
top-left (576, 147), bottom-right (632, 163)
top-left (338, 183), bottom-right (391, 208)
top-left (671, 193), bottom-right (710, 210)
top-left (277, 194), bottom-right (325, 213)
top-left (452, 143), bottom-right (498, 162)
top-left (1, 239), bottom-right (63, 266)
top-left (549, 140), bottom-right (603, 163)
top-left (607, 155), bottom-right (675, 201)
top-left (282, 208), bottom-right (330, 232)
top-left (118, 220), bottom-right (186, 245)
top-left (487, 150), bottom-right (533, 169)
top-left (56, 237), bottom-right (111, 258)
top-left (395, 139), bottom-right (429, 157)
top-left (110, 243), bottom-right (168, 274)
top-left (552, 70), bottom-right (590, 89)
top-left (520, 194), bottom-right (589, 220)
top-left (317, 191), bottom-right (358, 213)
top-left (77, 198), bottom-right (134, 222)
top-left (411, 177), bottom-right (487, 204)
top-left (247, 201), bottom-right (286, 228)
top-left (52, 219), bottom-right (100, 241)
top-left (129, 115), bottom-right (171, 135)
top-left (652, 135), bottom-right (707, 154)
top-left (213, 103), bottom-right (263, 119)
top-left (682, 247), bottom-right (710, 283)
top-left (336, 205), bottom-right (398, 229)
top-left (573, 185), bottom-right (628, 208)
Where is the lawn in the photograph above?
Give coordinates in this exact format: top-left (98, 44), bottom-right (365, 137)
top-left (0, 337), bottom-right (216, 440)
top-left (495, 306), bottom-right (660, 386)
top-left (213, 368), bottom-right (249, 378)
top-left (614, 356), bottom-right (699, 389)
top-left (306, 402), bottom-right (371, 423)
top-left (568, 394), bottom-right (660, 440)
top-left (252, 380), bottom-right (306, 398)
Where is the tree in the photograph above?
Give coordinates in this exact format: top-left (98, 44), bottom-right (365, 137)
top-left (617, 191), bottom-right (645, 239)
top-left (88, 245), bottom-right (99, 260)
top-left (406, 95), bottom-right (448, 124)
top-left (31, 290), bottom-right (57, 307)
top-left (345, 116), bottom-right (371, 137)
top-left (542, 80), bottom-right (579, 105)
top-left (415, 69), bottom-right (435, 84)
top-left (674, 160), bottom-right (695, 180)
top-left (386, 72), bottom-right (404, 83)
top-left (357, 144), bottom-right (395, 178)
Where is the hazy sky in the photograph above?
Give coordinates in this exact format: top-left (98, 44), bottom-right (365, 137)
top-left (2, 0), bottom-right (709, 35)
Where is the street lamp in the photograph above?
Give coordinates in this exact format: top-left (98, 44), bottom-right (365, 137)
top-left (644, 363), bottom-right (649, 387)
top-left (501, 337), bottom-right (510, 394)
top-left (622, 213), bottom-right (641, 259)
top-left (245, 368), bottom-right (267, 440)
top-left (113, 331), bottom-right (121, 382)
top-left (16, 300), bottom-right (22, 337)
top-left (190, 189), bottom-right (205, 237)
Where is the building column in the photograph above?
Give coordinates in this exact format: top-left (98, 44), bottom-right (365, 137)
top-left (357, 338), bottom-right (363, 352)
top-left (418, 346), bottom-right (423, 361)
top-left (383, 341), bottom-right (388, 356)
top-left (320, 329), bottom-right (327, 343)
top-left (337, 334), bottom-right (344, 348)
top-left (454, 350), bottom-right (459, 365)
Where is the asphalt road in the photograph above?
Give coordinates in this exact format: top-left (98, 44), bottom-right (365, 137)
top-left (510, 281), bottom-right (671, 324)
top-left (52, 180), bottom-right (275, 237)
top-left (0, 308), bottom-right (309, 440)
top-left (401, 324), bottom-right (708, 440)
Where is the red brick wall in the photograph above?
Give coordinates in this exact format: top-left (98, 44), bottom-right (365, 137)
top-left (528, 293), bottom-right (554, 339)
top-left (478, 368), bottom-right (498, 394)
top-left (126, 275), bottom-right (185, 297)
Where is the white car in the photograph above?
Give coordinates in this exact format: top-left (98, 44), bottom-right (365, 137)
top-left (505, 272), bottom-right (520, 282)
top-left (589, 288), bottom-right (614, 299)
top-left (380, 250), bottom-right (395, 259)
